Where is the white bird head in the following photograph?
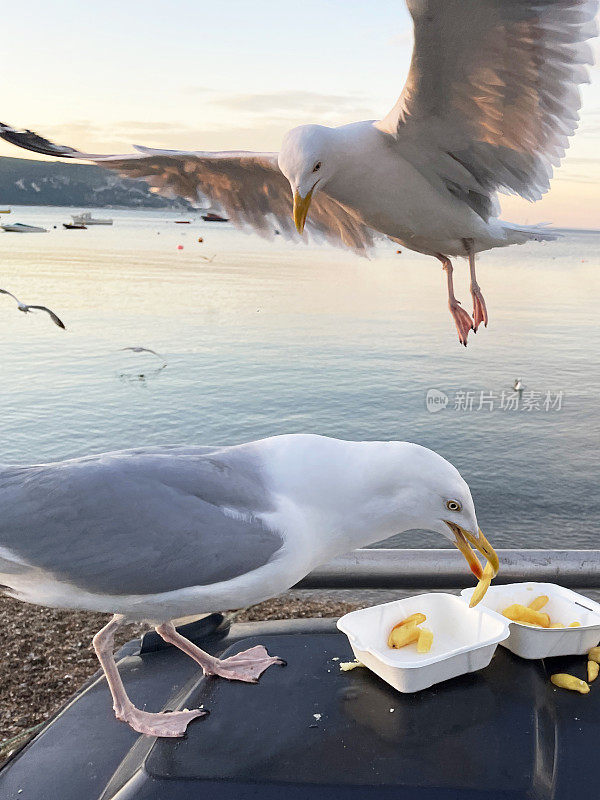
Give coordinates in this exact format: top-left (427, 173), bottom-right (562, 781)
top-left (395, 444), bottom-right (498, 580)
top-left (342, 441), bottom-right (498, 581)
top-left (278, 436), bottom-right (498, 582)
top-left (278, 124), bottom-right (334, 234)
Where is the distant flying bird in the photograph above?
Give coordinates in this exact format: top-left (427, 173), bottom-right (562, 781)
top-left (121, 346), bottom-right (164, 359)
top-left (120, 346), bottom-right (167, 367)
top-left (198, 254), bottom-right (217, 263)
top-left (1, 1), bottom-right (597, 345)
top-left (0, 288), bottom-right (66, 329)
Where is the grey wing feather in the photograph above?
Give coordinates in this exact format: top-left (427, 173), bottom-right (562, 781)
top-left (0, 446), bottom-right (284, 596)
top-left (27, 306), bottom-right (66, 329)
top-left (378, 0), bottom-right (598, 201)
top-left (122, 347), bottom-right (163, 358)
top-left (0, 125), bottom-right (375, 255)
top-left (0, 289), bottom-right (19, 303)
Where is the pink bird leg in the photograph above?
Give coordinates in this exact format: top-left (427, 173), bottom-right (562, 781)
top-left (93, 615), bottom-right (207, 738)
top-left (155, 621), bottom-right (285, 683)
top-left (467, 247), bottom-right (489, 332)
top-left (437, 254), bottom-right (474, 346)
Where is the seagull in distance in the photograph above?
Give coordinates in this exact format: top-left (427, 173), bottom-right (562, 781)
top-left (0, 288), bottom-right (66, 330)
top-left (121, 346), bottom-right (165, 359)
top-left (1, 1), bottom-right (597, 344)
top-left (120, 346), bottom-right (167, 370)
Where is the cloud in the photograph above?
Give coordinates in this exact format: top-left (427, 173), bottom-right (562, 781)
top-left (116, 121), bottom-right (197, 133)
top-left (210, 89), bottom-right (372, 117)
top-left (0, 119), bottom-right (295, 155)
top-left (11, 87), bottom-right (381, 157)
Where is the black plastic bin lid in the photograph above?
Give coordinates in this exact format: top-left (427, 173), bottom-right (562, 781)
top-left (0, 615), bottom-right (598, 799)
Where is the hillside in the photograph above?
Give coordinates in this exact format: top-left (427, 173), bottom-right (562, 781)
top-left (0, 156), bottom-right (195, 209)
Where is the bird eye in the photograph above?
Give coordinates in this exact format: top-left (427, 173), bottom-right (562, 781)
top-left (446, 500), bottom-right (462, 512)
top-left (313, 162), bottom-right (321, 172)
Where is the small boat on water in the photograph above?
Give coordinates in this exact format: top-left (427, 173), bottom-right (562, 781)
top-left (0, 208), bottom-right (11, 214)
top-left (1, 222), bottom-right (47, 232)
top-left (71, 211), bottom-right (113, 225)
top-left (201, 211), bottom-right (229, 222)
top-left (174, 220), bottom-right (191, 224)
top-left (63, 223), bottom-right (87, 230)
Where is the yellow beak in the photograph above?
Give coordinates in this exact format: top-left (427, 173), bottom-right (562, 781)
top-left (293, 188), bottom-right (314, 234)
top-left (446, 523), bottom-right (499, 580)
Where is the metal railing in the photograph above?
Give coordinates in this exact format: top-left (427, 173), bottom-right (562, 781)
top-left (296, 549), bottom-right (600, 590)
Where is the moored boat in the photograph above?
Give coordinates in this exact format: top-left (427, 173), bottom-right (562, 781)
top-left (1, 222), bottom-right (47, 232)
top-left (63, 223), bottom-right (87, 229)
top-left (71, 211), bottom-right (113, 225)
top-left (201, 211), bottom-right (229, 222)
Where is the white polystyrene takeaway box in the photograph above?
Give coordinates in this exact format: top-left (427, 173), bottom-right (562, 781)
top-left (460, 582), bottom-right (600, 659)
top-left (337, 593), bottom-right (510, 693)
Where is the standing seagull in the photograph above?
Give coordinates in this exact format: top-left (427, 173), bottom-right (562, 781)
top-left (0, 2), bottom-right (596, 345)
top-left (0, 288), bottom-right (66, 329)
top-left (0, 434), bottom-right (497, 737)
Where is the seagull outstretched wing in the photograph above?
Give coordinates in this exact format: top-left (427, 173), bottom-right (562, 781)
top-left (377, 0), bottom-right (598, 202)
top-left (121, 346), bottom-right (163, 358)
top-left (0, 125), bottom-right (375, 254)
top-left (0, 288), bottom-right (20, 304)
top-left (27, 306), bottom-right (66, 329)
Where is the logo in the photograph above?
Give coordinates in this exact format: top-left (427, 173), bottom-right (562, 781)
top-left (426, 389), bottom-right (449, 413)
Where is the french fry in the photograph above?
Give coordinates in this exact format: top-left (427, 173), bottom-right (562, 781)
top-left (339, 660), bottom-right (365, 671)
top-left (388, 622), bottom-right (420, 649)
top-left (587, 661), bottom-right (599, 683)
top-left (588, 647), bottom-right (600, 664)
top-left (390, 613), bottom-right (426, 630)
top-left (550, 674), bottom-right (590, 694)
top-left (469, 561), bottom-right (494, 608)
top-left (416, 627), bottom-right (434, 653)
top-left (568, 621), bottom-right (581, 627)
top-left (502, 604), bottom-right (550, 628)
top-left (549, 623), bottom-right (565, 628)
top-left (528, 595), bottom-right (549, 612)
top-left (387, 613), bottom-right (426, 648)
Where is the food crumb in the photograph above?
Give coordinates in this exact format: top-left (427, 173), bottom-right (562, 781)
top-left (340, 660), bottom-right (365, 671)
top-left (389, 708), bottom-right (395, 713)
top-left (313, 713), bottom-right (322, 721)
top-left (331, 657), bottom-right (340, 661)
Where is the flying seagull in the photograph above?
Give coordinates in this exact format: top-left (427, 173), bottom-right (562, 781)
top-left (0, 434), bottom-right (497, 738)
top-left (0, 288), bottom-right (66, 329)
top-left (1, 1), bottom-right (597, 345)
top-left (121, 346), bottom-right (166, 360)
top-left (120, 346), bottom-right (167, 377)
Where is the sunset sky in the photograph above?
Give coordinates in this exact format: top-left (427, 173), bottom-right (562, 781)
top-left (1, 0), bottom-right (598, 227)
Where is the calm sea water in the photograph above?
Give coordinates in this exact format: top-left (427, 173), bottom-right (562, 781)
top-left (1, 206), bottom-right (599, 550)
